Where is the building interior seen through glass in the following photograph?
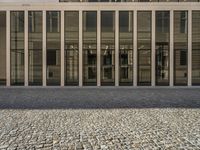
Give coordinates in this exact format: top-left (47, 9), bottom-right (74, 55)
top-left (192, 11), bottom-right (200, 85)
top-left (11, 11), bottom-right (25, 85)
top-left (28, 11), bottom-right (43, 85)
top-left (101, 11), bottom-right (115, 85)
top-left (65, 11), bottom-right (79, 85)
top-left (174, 11), bottom-right (188, 86)
top-left (46, 11), bottom-right (61, 85)
top-left (155, 11), bottom-right (170, 86)
top-left (137, 11), bottom-right (152, 86)
top-left (1, 10), bottom-right (200, 86)
top-left (83, 11), bottom-right (97, 85)
top-left (0, 12), bottom-right (6, 85)
top-left (119, 11), bottom-right (133, 85)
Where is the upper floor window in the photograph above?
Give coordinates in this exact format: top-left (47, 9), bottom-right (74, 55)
top-left (28, 12), bottom-right (42, 33)
top-left (119, 11), bottom-right (132, 32)
top-left (101, 11), bottom-right (115, 32)
top-left (84, 12), bottom-right (97, 32)
top-left (180, 11), bottom-right (188, 33)
top-left (156, 11), bottom-right (169, 33)
top-left (47, 11), bottom-right (60, 33)
top-left (11, 11), bottom-right (24, 33)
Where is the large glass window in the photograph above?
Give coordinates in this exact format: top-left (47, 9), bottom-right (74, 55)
top-left (83, 11), bottom-right (97, 85)
top-left (46, 11), bottom-right (61, 85)
top-left (28, 11), bottom-right (42, 85)
top-left (119, 11), bottom-right (133, 85)
top-left (192, 11), bottom-right (200, 85)
top-left (155, 11), bottom-right (170, 86)
top-left (101, 11), bottom-right (115, 86)
top-left (65, 11), bottom-right (79, 85)
top-left (11, 11), bottom-right (24, 85)
top-left (0, 12), bottom-right (6, 85)
top-left (137, 11), bottom-right (151, 86)
top-left (174, 11), bottom-right (188, 86)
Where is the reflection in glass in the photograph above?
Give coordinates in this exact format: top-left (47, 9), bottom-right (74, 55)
top-left (0, 12), bottom-right (6, 85)
top-left (174, 11), bottom-right (188, 85)
top-left (101, 11), bottom-right (115, 85)
top-left (83, 11), bottom-right (97, 85)
top-left (137, 11), bottom-right (151, 86)
top-left (155, 11), bottom-right (169, 86)
top-left (46, 11), bottom-right (61, 85)
top-left (28, 11), bottom-right (42, 85)
top-left (65, 11), bottom-right (79, 85)
top-left (192, 11), bottom-right (200, 85)
top-left (11, 11), bottom-right (24, 85)
top-left (119, 11), bottom-right (133, 85)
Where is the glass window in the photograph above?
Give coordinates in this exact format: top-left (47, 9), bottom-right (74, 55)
top-left (137, 11), bottom-right (151, 86)
top-left (119, 11), bottom-right (133, 85)
top-left (85, 12), bottom-right (96, 32)
top-left (65, 11), bottom-right (79, 85)
top-left (83, 11), bottom-right (97, 85)
top-left (0, 12), bottom-right (6, 85)
top-left (29, 12), bottom-right (42, 33)
top-left (180, 50), bottom-right (187, 66)
top-left (28, 11), bottom-right (42, 85)
top-left (101, 11), bottom-right (115, 86)
top-left (47, 12), bottom-right (60, 33)
top-left (155, 11), bottom-right (169, 86)
top-left (192, 11), bottom-right (200, 85)
top-left (10, 11), bottom-right (24, 85)
top-left (174, 11), bottom-right (188, 86)
top-left (46, 11), bottom-right (61, 85)
top-left (180, 11), bottom-right (187, 33)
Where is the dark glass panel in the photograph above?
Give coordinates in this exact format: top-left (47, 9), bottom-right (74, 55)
top-left (10, 11), bottom-right (24, 85)
top-left (119, 11), bottom-right (133, 85)
top-left (46, 11), bottom-right (61, 85)
top-left (83, 11), bottom-right (97, 85)
top-left (28, 11), bottom-right (42, 85)
top-left (192, 11), bottom-right (200, 85)
top-left (174, 11), bottom-right (188, 86)
top-left (65, 11), bottom-right (79, 85)
top-left (137, 11), bottom-right (151, 86)
top-left (101, 11), bottom-right (115, 85)
top-left (0, 12), bottom-right (6, 85)
top-left (155, 11), bottom-right (170, 86)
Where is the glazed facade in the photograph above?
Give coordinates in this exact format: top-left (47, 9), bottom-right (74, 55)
top-left (0, 1), bottom-right (200, 86)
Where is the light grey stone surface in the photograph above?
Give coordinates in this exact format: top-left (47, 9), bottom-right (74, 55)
top-left (0, 87), bottom-right (200, 149)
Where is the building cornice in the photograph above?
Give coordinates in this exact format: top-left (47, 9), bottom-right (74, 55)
top-left (0, 2), bottom-right (199, 11)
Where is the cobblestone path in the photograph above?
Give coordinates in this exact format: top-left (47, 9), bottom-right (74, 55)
top-left (0, 87), bottom-right (200, 149)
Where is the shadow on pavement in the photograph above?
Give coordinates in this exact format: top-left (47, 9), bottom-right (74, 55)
top-left (0, 87), bottom-right (200, 109)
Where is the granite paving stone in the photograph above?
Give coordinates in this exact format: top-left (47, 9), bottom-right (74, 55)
top-left (0, 87), bottom-right (199, 149)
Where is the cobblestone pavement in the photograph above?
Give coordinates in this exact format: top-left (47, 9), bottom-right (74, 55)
top-left (0, 87), bottom-right (200, 149)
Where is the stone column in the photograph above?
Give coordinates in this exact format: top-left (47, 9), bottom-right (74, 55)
top-left (25, 10), bottom-right (29, 86)
top-left (6, 10), bottom-right (10, 86)
top-left (151, 10), bottom-right (156, 86)
top-left (61, 10), bottom-right (65, 86)
top-left (188, 10), bottom-right (192, 86)
top-left (97, 10), bottom-right (101, 86)
top-left (170, 10), bottom-right (174, 87)
top-left (133, 10), bottom-right (137, 86)
top-left (79, 10), bottom-right (83, 87)
top-left (43, 11), bottom-right (47, 86)
top-left (115, 10), bottom-right (119, 86)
